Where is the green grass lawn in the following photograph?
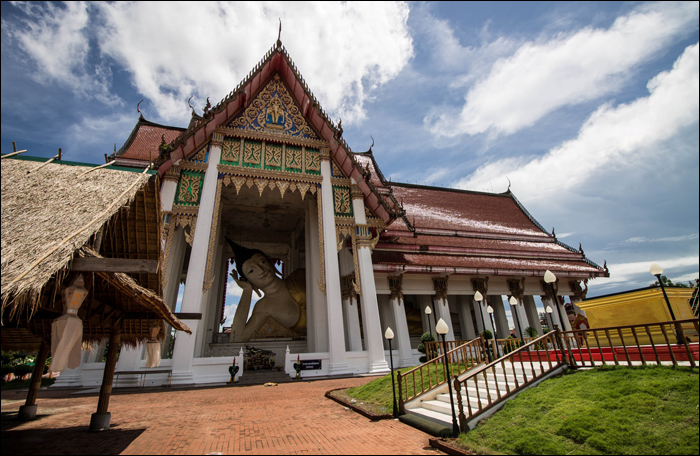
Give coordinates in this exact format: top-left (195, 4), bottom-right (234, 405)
top-left (458, 366), bottom-right (699, 455)
top-left (344, 362), bottom-right (468, 411)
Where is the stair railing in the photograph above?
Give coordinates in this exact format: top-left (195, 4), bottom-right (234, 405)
top-left (398, 338), bottom-right (486, 414)
top-left (557, 318), bottom-right (698, 368)
top-left (453, 330), bottom-right (565, 428)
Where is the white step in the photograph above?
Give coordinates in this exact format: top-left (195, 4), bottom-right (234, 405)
top-left (408, 405), bottom-right (454, 427)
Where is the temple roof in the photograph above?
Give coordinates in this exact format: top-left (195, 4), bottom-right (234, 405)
top-left (375, 182), bottom-right (607, 278)
top-left (115, 115), bottom-right (185, 164)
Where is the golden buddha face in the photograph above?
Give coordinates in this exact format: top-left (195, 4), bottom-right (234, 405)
top-left (241, 253), bottom-right (279, 290)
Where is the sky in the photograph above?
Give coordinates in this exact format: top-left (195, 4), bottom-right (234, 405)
top-left (2, 2), bottom-right (698, 329)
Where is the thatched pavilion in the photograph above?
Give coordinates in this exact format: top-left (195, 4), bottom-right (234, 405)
top-left (1, 155), bottom-right (190, 431)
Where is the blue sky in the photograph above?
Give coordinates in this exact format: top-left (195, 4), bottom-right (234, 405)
top-left (2, 2), bottom-right (698, 328)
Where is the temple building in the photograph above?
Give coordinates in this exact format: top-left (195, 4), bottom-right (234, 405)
top-left (56, 39), bottom-right (608, 386)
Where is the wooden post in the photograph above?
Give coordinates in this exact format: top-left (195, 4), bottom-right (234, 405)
top-left (18, 340), bottom-right (50, 420)
top-left (90, 322), bottom-right (121, 431)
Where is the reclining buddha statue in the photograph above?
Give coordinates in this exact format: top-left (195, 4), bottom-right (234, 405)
top-left (225, 237), bottom-right (306, 342)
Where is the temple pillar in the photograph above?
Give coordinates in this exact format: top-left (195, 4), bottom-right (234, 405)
top-left (351, 182), bottom-right (389, 373)
top-left (542, 297), bottom-right (561, 331)
top-left (339, 249), bottom-right (362, 351)
top-left (388, 276), bottom-right (413, 367)
top-left (170, 135), bottom-right (222, 384)
top-left (320, 152), bottom-right (348, 375)
top-left (113, 344), bottom-right (143, 386)
top-left (457, 296), bottom-right (477, 340)
top-left (341, 274), bottom-right (363, 351)
top-left (420, 296), bottom-right (435, 336)
top-left (522, 295), bottom-right (543, 336)
top-left (509, 298), bottom-right (529, 340)
top-left (196, 224), bottom-right (225, 356)
top-left (471, 279), bottom-right (494, 338)
top-left (490, 296), bottom-right (510, 339)
top-left (432, 277), bottom-right (454, 342)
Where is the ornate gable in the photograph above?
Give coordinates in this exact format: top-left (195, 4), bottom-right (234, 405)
top-left (227, 74), bottom-right (319, 140)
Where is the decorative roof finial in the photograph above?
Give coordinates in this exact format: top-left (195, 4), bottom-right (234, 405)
top-left (551, 227), bottom-right (556, 237)
top-left (579, 243), bottom-right (584, 254)
top-left (277, 18), bottom-right (282, 48)
top-left (336, 118), bottom-right (343, 139)
top-left (506, 176), bottom-right (511, 192)
top-left (203, 97), bottom-right (211, 114)
top-left (370, 135), bottom-right (375, 150)
top-left (603, 260), bottom-right (608, 273)
top-left (137, 99), bottom-right (144, 118)
top-left (188, 95), bottom-right (196, 116)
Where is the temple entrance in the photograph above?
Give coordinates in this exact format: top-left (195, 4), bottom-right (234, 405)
top-left (202, 179), bottom-right (317, 368)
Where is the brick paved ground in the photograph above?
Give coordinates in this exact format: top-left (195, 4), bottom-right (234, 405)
top-left (1, 377), bottom-right (443, 455)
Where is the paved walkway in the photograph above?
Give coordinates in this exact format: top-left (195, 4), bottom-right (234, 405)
top-left (1, 377), bottom-right (443, 455)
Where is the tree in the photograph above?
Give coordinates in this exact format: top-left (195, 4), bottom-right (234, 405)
top-left (650, 275), bottom-right (693, 288)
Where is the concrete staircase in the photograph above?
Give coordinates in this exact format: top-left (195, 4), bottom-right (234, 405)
top-left (407, 361), bottom-right (554, 428)
top-left (237, 369), bottom-right (292, 385)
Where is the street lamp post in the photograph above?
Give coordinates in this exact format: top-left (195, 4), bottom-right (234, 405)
top-left (436, 318), bottom-right (460, 438)
top-left (487, 305), bottom-right (499, 358)
top-left (385, 327), bottom-right (399, 418)
top-left (544, 270), bottom-right (567, 332)
top-left (545, 305), bottom-right (556, 330)
top-left (425, 305), bottom-right (433, 338)
top-left (509, 295), bottom-right (523, 340)
top-left (650, 263), bottom-right (685, 345)
top-left (474, 291), bottom-right (491, 362)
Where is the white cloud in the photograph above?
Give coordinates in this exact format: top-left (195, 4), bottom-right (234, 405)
top-left (426, 2), bottom-right (699, 138)
top-left (4, 1), bottom-right (120, 105)
top-left (624, 234), bottom-right (699, 244)
top-left (6, 2), bottom-right (412, 125)
top-left (598, 255), bottom-right (699, 285)
top-left (454, 42), bottom-right (699, 201)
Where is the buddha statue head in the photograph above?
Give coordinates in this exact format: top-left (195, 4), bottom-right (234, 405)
top-left (225, 237), bottom-right (282, 292)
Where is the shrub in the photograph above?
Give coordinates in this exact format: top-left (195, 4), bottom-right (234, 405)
top-left (417, 332), bottom-right (436, 361)
top-left (12, 364), bottom-right (34, 377)
top-left (482, 329), bottom-right (493, 340)
top-left (525, 326), bottom-right (539, 338)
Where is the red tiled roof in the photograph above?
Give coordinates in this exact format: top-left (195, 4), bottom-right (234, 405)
top-left (372, 251), bottom-right (603, 277)
top-left (116, 117), bottom-right (185, 162)
top-left (391, 184), bottom-right (549, 238)
top-left (378, 235), bottom-right (574, 255)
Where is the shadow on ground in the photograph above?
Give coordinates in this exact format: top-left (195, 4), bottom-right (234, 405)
top-left (1, 414), bottom-right (144, 455)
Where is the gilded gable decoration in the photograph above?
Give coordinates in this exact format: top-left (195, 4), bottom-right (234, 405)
top-left (221, 139), bottom-right (241, 164)
top-left (333, 186), bottom-right (352, 217)
top-left (189, 146), bottom-right (208, 163)
top-left (176, 171), bottom-right (204, 206)
top-left (305, 149), bottom-right (321, 173)
top-left (265, 144), bottom-right (282, 169)
top-left (286, 147), bottom-right (302, 171)
top-left (332, 160), bottom-right (346, 178)
top-left (243, 141), bottom-right (262, 167)
top-left (228, 74), bottom-right (319, 139)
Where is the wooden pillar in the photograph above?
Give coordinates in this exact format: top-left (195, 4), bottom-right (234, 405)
top-left (90, 323), bottom-right (121, 431)
top-left (18, 340), bottom-right (50, 420)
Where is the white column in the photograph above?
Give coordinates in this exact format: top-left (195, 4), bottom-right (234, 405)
top-left (320, 156), bottom-right (348, 375)
top-left (307, 200), bottom-right (327, 352)
top-left (351, 183), bottom-right (389, 373)
top-left (475, 297), bottom-right (494, 336)
top-left (543, 297), bottom-right (559, 331)
top-left (420, 296), bottom-right (433, 335)
top-left (196, 225), bottom-right (224, 357)
top-left (433, 296), bottom-right (455, 341)
top-left (170, 137), bottom-right (222, 384)
top-left (304, 207), bottom-right (316, 352)
top-left (389, 294), bottom-right (413, 367)
top-left (457, 296), bottom-right (477, 340)
top-left (339, 250), bottom-right (362, 352)
top-left (556, 298), bottom-right (573, 331)
top-left (509, 298), bottom-right (529, 340)
top-left (522, 295), bottom-right (543, 336)
top-left (491, 296), bottom-right (510, 339)
top-left (377, 295), bottom-right (394, 350)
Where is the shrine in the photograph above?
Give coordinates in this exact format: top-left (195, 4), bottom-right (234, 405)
top-left (53, 38), bottom-right (608, 386)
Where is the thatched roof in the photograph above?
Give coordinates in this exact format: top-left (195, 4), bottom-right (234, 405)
top-left (2, 158), bottom-right (151, 317)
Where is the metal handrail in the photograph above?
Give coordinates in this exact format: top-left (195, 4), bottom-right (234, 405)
top-left (453, 331), bottom-right (565, 427)
top-left (558, 318), bottom-right (698, 368)
top-left (398, 338), bottom-right (486, 413)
